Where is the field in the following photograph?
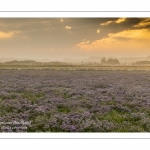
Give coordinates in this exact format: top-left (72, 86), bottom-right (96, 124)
top-left (0, 69), bottom-right (150, 132)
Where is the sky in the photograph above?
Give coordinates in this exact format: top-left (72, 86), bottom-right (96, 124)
top-left (0, 18), bottom-right (150, 61)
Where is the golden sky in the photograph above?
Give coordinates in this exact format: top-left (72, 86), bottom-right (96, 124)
top-left (0, 18), bottom-right (150, 60)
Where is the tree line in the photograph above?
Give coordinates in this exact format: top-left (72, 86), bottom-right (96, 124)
top-left (101, 57), bottom-right (120, 65)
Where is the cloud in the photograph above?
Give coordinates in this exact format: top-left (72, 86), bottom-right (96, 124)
top-left (100, 18), bottom-right (126, 27)
top-left (115, 18), bottom-right (126, 24)
top-left (100, 21), bottom-right (113, 26)
top-left (77, 39), bottom-right (89, 46)
top-left (133, 18), bottom-right (150, 28)
top-left (108, 29), bottom-right (150, 39)
top-left (66, 26), bottom-right (71, 29)
top-left (0, 31), bottom-right (14, 39)
top-left (97, 29), bottom-right (100, 33)
top-left (76, 29), bottom-right (150, 55)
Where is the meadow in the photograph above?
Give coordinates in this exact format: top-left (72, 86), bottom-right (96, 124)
top-left (0, 69), bottom-right (150, 132)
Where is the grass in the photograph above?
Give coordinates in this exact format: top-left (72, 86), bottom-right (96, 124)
top-left (97, 110), bottom-right (126, 123)
top-left (57, 105), bottom-right (71, 113)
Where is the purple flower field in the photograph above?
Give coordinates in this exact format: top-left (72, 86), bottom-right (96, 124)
top-left (0, 69), bottom-right (150, 132)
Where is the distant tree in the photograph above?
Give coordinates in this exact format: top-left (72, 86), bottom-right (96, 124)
top-left (101, 57), bottom-right (106, 64)
top-left (106, 58), bottom-right (120, 65)
top-left (107, 58), bottom-right (114, 65)
top-left (113, 59), bottom-right (120, 65)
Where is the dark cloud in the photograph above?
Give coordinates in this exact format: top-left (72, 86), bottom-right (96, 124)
top-left (132, 18), bottom-right (150, 29)
top-left (0, 18), bottom-right (128, 42)
top-left (98, 18), bottom-right (143, 34)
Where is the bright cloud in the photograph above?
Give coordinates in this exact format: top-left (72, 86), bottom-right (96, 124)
top-left (108, 29), bottom-right (150, 39)
top-left (66, 26), bottom-right (71, 29)
top-left (133, 18), bottom-right (150, 28)
top-left (97, 29), bottom-right (100, 33)
top-left (0, 31), bottom-right (14, 39)
top-left (100, 21), bottom-right (113, 26)
top-left (100, 18), bottom-right (126, 27)
top-left (77, 39), bottom-right (89, 46)
top-left (77, 29), bottom-right (150, 55)
top-left (115, 18), bottom-right (126, 24)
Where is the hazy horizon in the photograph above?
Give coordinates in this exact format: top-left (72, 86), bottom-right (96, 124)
top-left (0, 18), bottom-right (150, 60)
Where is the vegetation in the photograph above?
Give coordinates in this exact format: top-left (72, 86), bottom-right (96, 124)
top-left (101, 57), bottom-right (120, 65)
top-left (0, 70), bottom-right (150, 132)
